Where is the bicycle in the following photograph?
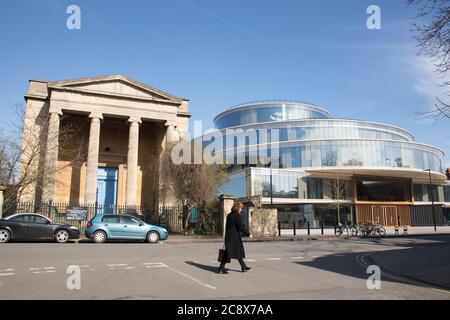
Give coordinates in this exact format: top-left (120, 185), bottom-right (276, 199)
top-left (359, 223), bottom-right (386, 238)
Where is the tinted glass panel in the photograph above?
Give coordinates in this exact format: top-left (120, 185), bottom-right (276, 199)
top-left (357, 179), bottom-right (411, 202)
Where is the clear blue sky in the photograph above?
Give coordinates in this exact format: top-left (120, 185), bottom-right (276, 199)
top-left (0, 0), bottom-right (449, 167)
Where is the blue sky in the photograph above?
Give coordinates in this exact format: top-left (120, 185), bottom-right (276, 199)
top-left (0, 0), bottom-right (449, 167)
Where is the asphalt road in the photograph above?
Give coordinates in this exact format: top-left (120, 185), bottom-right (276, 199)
top-left (1, 236), bottom-right (450, 300)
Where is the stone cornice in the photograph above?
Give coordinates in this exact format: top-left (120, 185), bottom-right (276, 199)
top-left (24, 93), bottom-right (48, 101)
top-left (177, 110), bottom-right (192, 118)
top-left (48, 85), bottom-right (183, 106)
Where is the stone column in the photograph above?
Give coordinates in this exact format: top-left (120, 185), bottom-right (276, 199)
top-left (84, 113), bottom-right (102, 204)
top-left (42, 107), bottom-right (62, 203)
top-left (0, 186), bottom-right (5, 218)
top-left (126, 117), bottom-right (141, 206)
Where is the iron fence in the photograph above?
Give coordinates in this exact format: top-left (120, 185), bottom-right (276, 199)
top-left (1, 202), bottom-right (221, 236)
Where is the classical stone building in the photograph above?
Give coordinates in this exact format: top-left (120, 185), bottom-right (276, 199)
top-left (21, 75), bottom-right (190, 209)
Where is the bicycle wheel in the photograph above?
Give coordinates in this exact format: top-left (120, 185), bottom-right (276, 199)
top-left (378, 227), bottom-right (386, 237)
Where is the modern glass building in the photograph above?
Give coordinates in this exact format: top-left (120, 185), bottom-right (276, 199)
top-left (205, 101), bottom-right (450, 227)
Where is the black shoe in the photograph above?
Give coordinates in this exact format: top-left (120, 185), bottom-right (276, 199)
top-left (217, 268), bottom-right (229, 274)
top-left (241, 266), bottom-right (251, 272)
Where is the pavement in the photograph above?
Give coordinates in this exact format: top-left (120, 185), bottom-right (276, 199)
top-left (1, 235), bottom-right (450, 299)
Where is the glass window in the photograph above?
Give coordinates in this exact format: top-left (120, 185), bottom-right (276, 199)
top-left (22, 215), bottom-right (49, 224)
top-left (357, 179), bottom-right (411, 202)
top-left (307, 178), bottom-right (323, 199)
top-left (413, 184), bottom-right (425, 202)
top-left (102, 215), bottom-right (120, 223)
top-left (444, 186), bottom-right (450, 202)
top-left (121, 216), bottom-right (141, 225)
top-left (9, 215), bottom-right (26, 222)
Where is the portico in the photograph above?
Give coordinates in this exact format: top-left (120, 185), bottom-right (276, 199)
top-left (21, 75), bottom-right (191, 208)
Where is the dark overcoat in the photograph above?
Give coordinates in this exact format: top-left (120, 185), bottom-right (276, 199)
top-left (224, 211), bottom-right (250, 259)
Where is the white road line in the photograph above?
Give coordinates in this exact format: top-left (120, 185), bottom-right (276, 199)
top-left (146, 265), bottom-right (165, 268)
top-left (45, 270), bottom-right (56, 273)
top-left (107, 264), bottom-right (128, 267)
top-left (0, 269), bottom-right (14, 272)
top-left (291, 257), bottom-right (304, 259)
top-left (246, 259), bottom-right (256, 262)
top-left (123, 267), bottom-right (135, 270)
top-left (266, 258), bottom-right (282, 261)
top-left (0, 273), bottom-right (14, 276)
top-left (43, 267), bottom-right (55, 270)
top-left (161, 263), bottom-right (217, 290)
top-left (142, 262), bottom-right (163, 266)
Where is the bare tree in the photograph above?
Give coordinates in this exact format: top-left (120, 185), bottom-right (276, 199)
top-left (160, 142), bottom-right (228, 233)
top-left (0, 104), bottom-right (84, 210)
top-left (407, 0), bottom-right (450, 118)
top-left (326, 178), bottom-right (348, 226)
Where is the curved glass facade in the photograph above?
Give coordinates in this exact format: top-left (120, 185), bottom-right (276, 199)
top-left (206, 101), bottom-right (445, 174)
top-left (214, 101), bottom-right (331, 129)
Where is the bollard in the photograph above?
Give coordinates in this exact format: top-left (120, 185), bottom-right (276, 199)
top-left (278, 222), bottom-right (281, 237)
top-left (321, 223), bottom-right (324, 235)
top-left (307, 222), bottom-right (310, 236)
top-left (334, 225), bottom-right (337, 235)
top-left (293, 222), bottom-right (296, 236)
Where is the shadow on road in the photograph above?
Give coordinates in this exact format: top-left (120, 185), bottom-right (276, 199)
top-left (294, 235), bottom-right (450, 290)
top-left (185, 261), bottom-right (242, 273)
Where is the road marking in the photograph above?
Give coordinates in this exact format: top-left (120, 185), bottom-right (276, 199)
top-left (291, 257), bottom-right (304, 259)
top-left (0, 273), bottom-right (14, 277)
top-left (146, 265), bottom-right (165, 268)
top-left (161, 263), bottom-right (217, 290)
top-left (107, 264), bottom-right (128, 267)
top-left (266, 258), bottom-right (282, 261)
top-left (142, 262), bottom-right (163, 266)
top-left (0, 269), bottom-right (14, 272)
top-left (45, 270), bottom-right (55, 273)
top-left (43, 267), bottom-right (55, 270)
top-left (247, 259), bottom-right (256, 262)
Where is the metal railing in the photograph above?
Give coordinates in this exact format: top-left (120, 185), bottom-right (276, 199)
top-left (2, 202), bottom-right (221, 236)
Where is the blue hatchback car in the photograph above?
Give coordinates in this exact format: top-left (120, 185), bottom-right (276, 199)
top-left (85, 214), bottom-right (169, 243)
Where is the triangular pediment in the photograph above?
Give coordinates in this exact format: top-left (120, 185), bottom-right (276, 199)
top-left (48, 74), bottom-right (183, 103)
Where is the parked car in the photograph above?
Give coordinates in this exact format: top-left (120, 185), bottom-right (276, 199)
top-left (85, 214), bottom-right (169, 243)
top-left (0, 213), bottom-right (80, 243)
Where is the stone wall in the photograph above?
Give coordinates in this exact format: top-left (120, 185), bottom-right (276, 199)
top-left (248, 208), bottom-right (278, 237)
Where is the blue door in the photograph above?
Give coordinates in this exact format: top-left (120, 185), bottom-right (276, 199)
top-left (97, 167), bottom-right (118, 214)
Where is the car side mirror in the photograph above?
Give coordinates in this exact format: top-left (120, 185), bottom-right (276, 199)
top-left (139, 222), bottom-right (144, 226)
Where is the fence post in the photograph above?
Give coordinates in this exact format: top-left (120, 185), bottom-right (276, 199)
top-left (307, 222), bottom-right (310, 236)
top-left (321, 223), bottom-right (324, 235)
top-left (293, 222), bottom-right (296, 236)
top-left (0, 186), bottom-right (5, 218)
top-left (47, 200), bottom-right (53, 218)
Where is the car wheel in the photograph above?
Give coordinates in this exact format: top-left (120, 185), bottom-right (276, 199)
top-left (0, 229), bottom-right (11, 243)
top-left (93, 230), bottom-right (107, 243)
top-left (147, 231), bottom-right (160, 243)
top-left (55, 229), bottom-right (69, 243)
